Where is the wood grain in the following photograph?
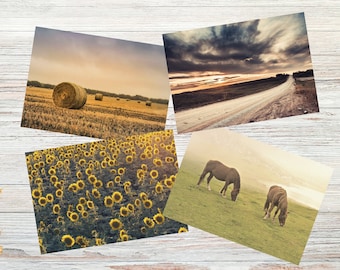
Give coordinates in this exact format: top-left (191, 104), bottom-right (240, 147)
top-left (0, 0), bottom-right (339, 269)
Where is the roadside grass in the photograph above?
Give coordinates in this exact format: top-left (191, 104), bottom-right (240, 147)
top-left (173, 75), bottom-right (289, 112)
top-left (165, 160), bottom-right (318, 264)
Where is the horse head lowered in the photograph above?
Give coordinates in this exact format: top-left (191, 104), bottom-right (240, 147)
top-left (197, 160), bottom-right (240, 201)
top-left (263, 185), bottom-right (288, 226)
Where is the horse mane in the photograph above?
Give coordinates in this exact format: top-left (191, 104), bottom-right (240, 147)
top-left (278, 192), bottom-right (288, 213)
top-left (233, 170), bottom-right (241, 190)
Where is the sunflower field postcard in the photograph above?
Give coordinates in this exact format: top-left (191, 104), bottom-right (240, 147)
top-left (163, 13), bottom-right (319, 134)
top-left (21, 27), bottom-right (171, 139)
top-left (26, 130), bottom-right (187, 254)
top-left (164, 128), bottom-right (333, 264)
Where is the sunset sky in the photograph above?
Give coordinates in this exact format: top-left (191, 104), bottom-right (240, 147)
top-left (163, 13), bottom-right (313, 90)
top-left (28, 27), bottom-right (171, 99)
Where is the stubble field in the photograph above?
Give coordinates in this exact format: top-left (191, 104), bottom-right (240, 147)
top-left (21, 87), bottom-right (168, 139)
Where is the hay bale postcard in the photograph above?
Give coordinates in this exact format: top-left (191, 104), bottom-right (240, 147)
top-left (163, 13), bottom-right (319, 134)
top-left (25, 130), bottom-right (187, 253)
top-left (164, 128), bottom-right (333, 264)
top-left (21, 27), bottom-right (171, 139)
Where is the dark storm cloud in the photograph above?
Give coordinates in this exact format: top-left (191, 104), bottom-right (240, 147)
top-left (163, 13), bottom-right (311, 75)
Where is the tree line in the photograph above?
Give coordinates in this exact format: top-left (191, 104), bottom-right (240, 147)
top-left (27, 80), bottom-right (168, 105)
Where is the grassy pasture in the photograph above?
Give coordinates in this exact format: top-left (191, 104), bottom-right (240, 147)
top-left (21, 87), bottom-right (168, 139)
top-left (165, 160), bottom-right (318, 264)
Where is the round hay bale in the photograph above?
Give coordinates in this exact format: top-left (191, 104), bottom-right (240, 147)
top-left (52, 82), bottom-right (87, 109)
top-left (145, 100), bottom-right (152, 106)
top-left (95, 93), bottom-right (103, 101)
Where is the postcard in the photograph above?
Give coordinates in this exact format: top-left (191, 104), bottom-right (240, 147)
top-left (21, 27), bottom-right (171, 139)
top-left (164, 128), bottom-right (333, 264)
top-left (26, 130), bottom-right (187, 254)
top-left (163, 13), bottom-right (319, 133)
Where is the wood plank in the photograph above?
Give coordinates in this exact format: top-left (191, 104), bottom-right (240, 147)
top-left (1, 0), bottom-right (340, 268)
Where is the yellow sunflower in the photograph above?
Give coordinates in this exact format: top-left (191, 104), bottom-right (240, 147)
top-left (61, 234), bottom-right (75, 248)
top-left (109, 218), bottom-right (123, 230)
top-left (76, 180), bottom-right (85, 190)
top-left (46, 193), bottom-right (54, 203)
top-left (153, 158), bottom-right (162, 167)
top-left (69, 212), bottom-right (79, 222)
top-left (50, 175), bottom-right (58, 184)
top-left (52, 204), bottom-right (61, 215)
top-left (38, 197), bottom-right (47, 207)
top-left (92, 188), bottom-right (101, 199)
top-left (120, 206), bottom-right (129, 217)
top-left (76, 171), bottom-right (83, 179)
top-left (114, 175), bottom-right (121, 184)
top-left (125, 155), bottom-right (133, 164)
top-left (76, 203), bottom-right (85, 213)
top-left (106, 180), bottom-right (114, 188)
top-left (134, 198), bottom-right (141, 208)
top-left (76, 236), bottom-right (89, 248)
top-left (55, 189), bottom-right (63, 198)
top-left (68, 183), bottom-right (78, 193)
top-left (139, 192), bottom-right (148, 201)
top-left (112, 191), bottom-right (123, 203)
top-left (143, 199), bottom-right (153, 209)
top-left (31, 188), bottom-right (42, 199)
top-left (150, 169), bottom-right (159, 180)
top-left (155, 182), bottom-right (163, 194)
top-left (104, 196), bottom-right (114, 208)
top-left (153, 213), bottom-right (165, 225)
top-left (178, 227), bottom-right (188, 233)
top-left (78, 197), bottom-right (87, 205)
top-left (81, 211), bottom-right (89, 218)
top-left (93, 180), bottom-right (103, 189)
top-left (87, 200), bottom-right (95, 209)
top-left (127, 203), bottom-right (134, 212)
top-left (143, 217), bottom-right (155, 228)
top-left (117, 167), bottom-right (125, 175)
top-left (87, 174), bottom-right (97, 184)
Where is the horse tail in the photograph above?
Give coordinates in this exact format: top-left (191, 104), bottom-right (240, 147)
top-left (264, 199), bottom-right (270, 211)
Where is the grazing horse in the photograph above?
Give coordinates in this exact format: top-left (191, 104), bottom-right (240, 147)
top-left (263, 185), bottom-right (288, 226)
top-left (197, 160), bottom-right (240, 201)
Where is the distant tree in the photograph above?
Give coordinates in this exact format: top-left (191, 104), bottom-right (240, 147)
top-left (293, 69), bottom-right (314, 78)
top-left (27, 80), bottom-right (41, 87)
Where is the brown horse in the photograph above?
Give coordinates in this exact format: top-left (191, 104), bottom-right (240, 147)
top-left (197, 160), bottom-right (240, 201)
top-left (263, 185), bottom-right (288, 226)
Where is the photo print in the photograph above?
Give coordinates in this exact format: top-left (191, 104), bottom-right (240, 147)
top-left (164, 128), bottom-right (333, 264)
top-left (26, 130), bottom-right (187, 254)
top-left (21, 27), bottom-right (171, 139)
top-left (163, 13), bottom-right (319, 134)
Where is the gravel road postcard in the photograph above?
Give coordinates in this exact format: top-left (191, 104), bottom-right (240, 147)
top-left (163, 13), bottom-right (319, 134)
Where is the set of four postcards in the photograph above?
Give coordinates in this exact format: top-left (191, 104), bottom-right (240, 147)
top-left (21, 12), bottom-right (333, 264)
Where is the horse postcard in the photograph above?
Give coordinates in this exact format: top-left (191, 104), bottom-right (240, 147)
top-left (25, 130), bottom-right (188, 254)
top-left (163, 13), bottom-right (319, 134)
top-left (164, 128), bottom-right (333, 264)
top-left (21, 27), bottom-right (171, 140)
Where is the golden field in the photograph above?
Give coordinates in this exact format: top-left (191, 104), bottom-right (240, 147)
top-left (21, 87), bottom-right (168, 139)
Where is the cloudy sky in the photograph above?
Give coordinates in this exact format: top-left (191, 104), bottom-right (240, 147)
top-left (163, 13), bottom-right (313, 82)
top-left (28, 27), bottom-right (170, 99)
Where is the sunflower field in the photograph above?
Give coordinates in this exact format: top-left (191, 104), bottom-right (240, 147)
top-left (25, 130), bottom-right (188, 253)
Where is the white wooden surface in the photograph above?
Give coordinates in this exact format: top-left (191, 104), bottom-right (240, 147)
top-left (1, 1), bottom-right (340, 269)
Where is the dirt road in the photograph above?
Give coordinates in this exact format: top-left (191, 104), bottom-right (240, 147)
top-left (175, 75), bottom-right (296, 133)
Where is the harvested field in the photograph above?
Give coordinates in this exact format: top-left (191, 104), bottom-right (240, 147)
top-left (21, 87), bottom-right (168, 139)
